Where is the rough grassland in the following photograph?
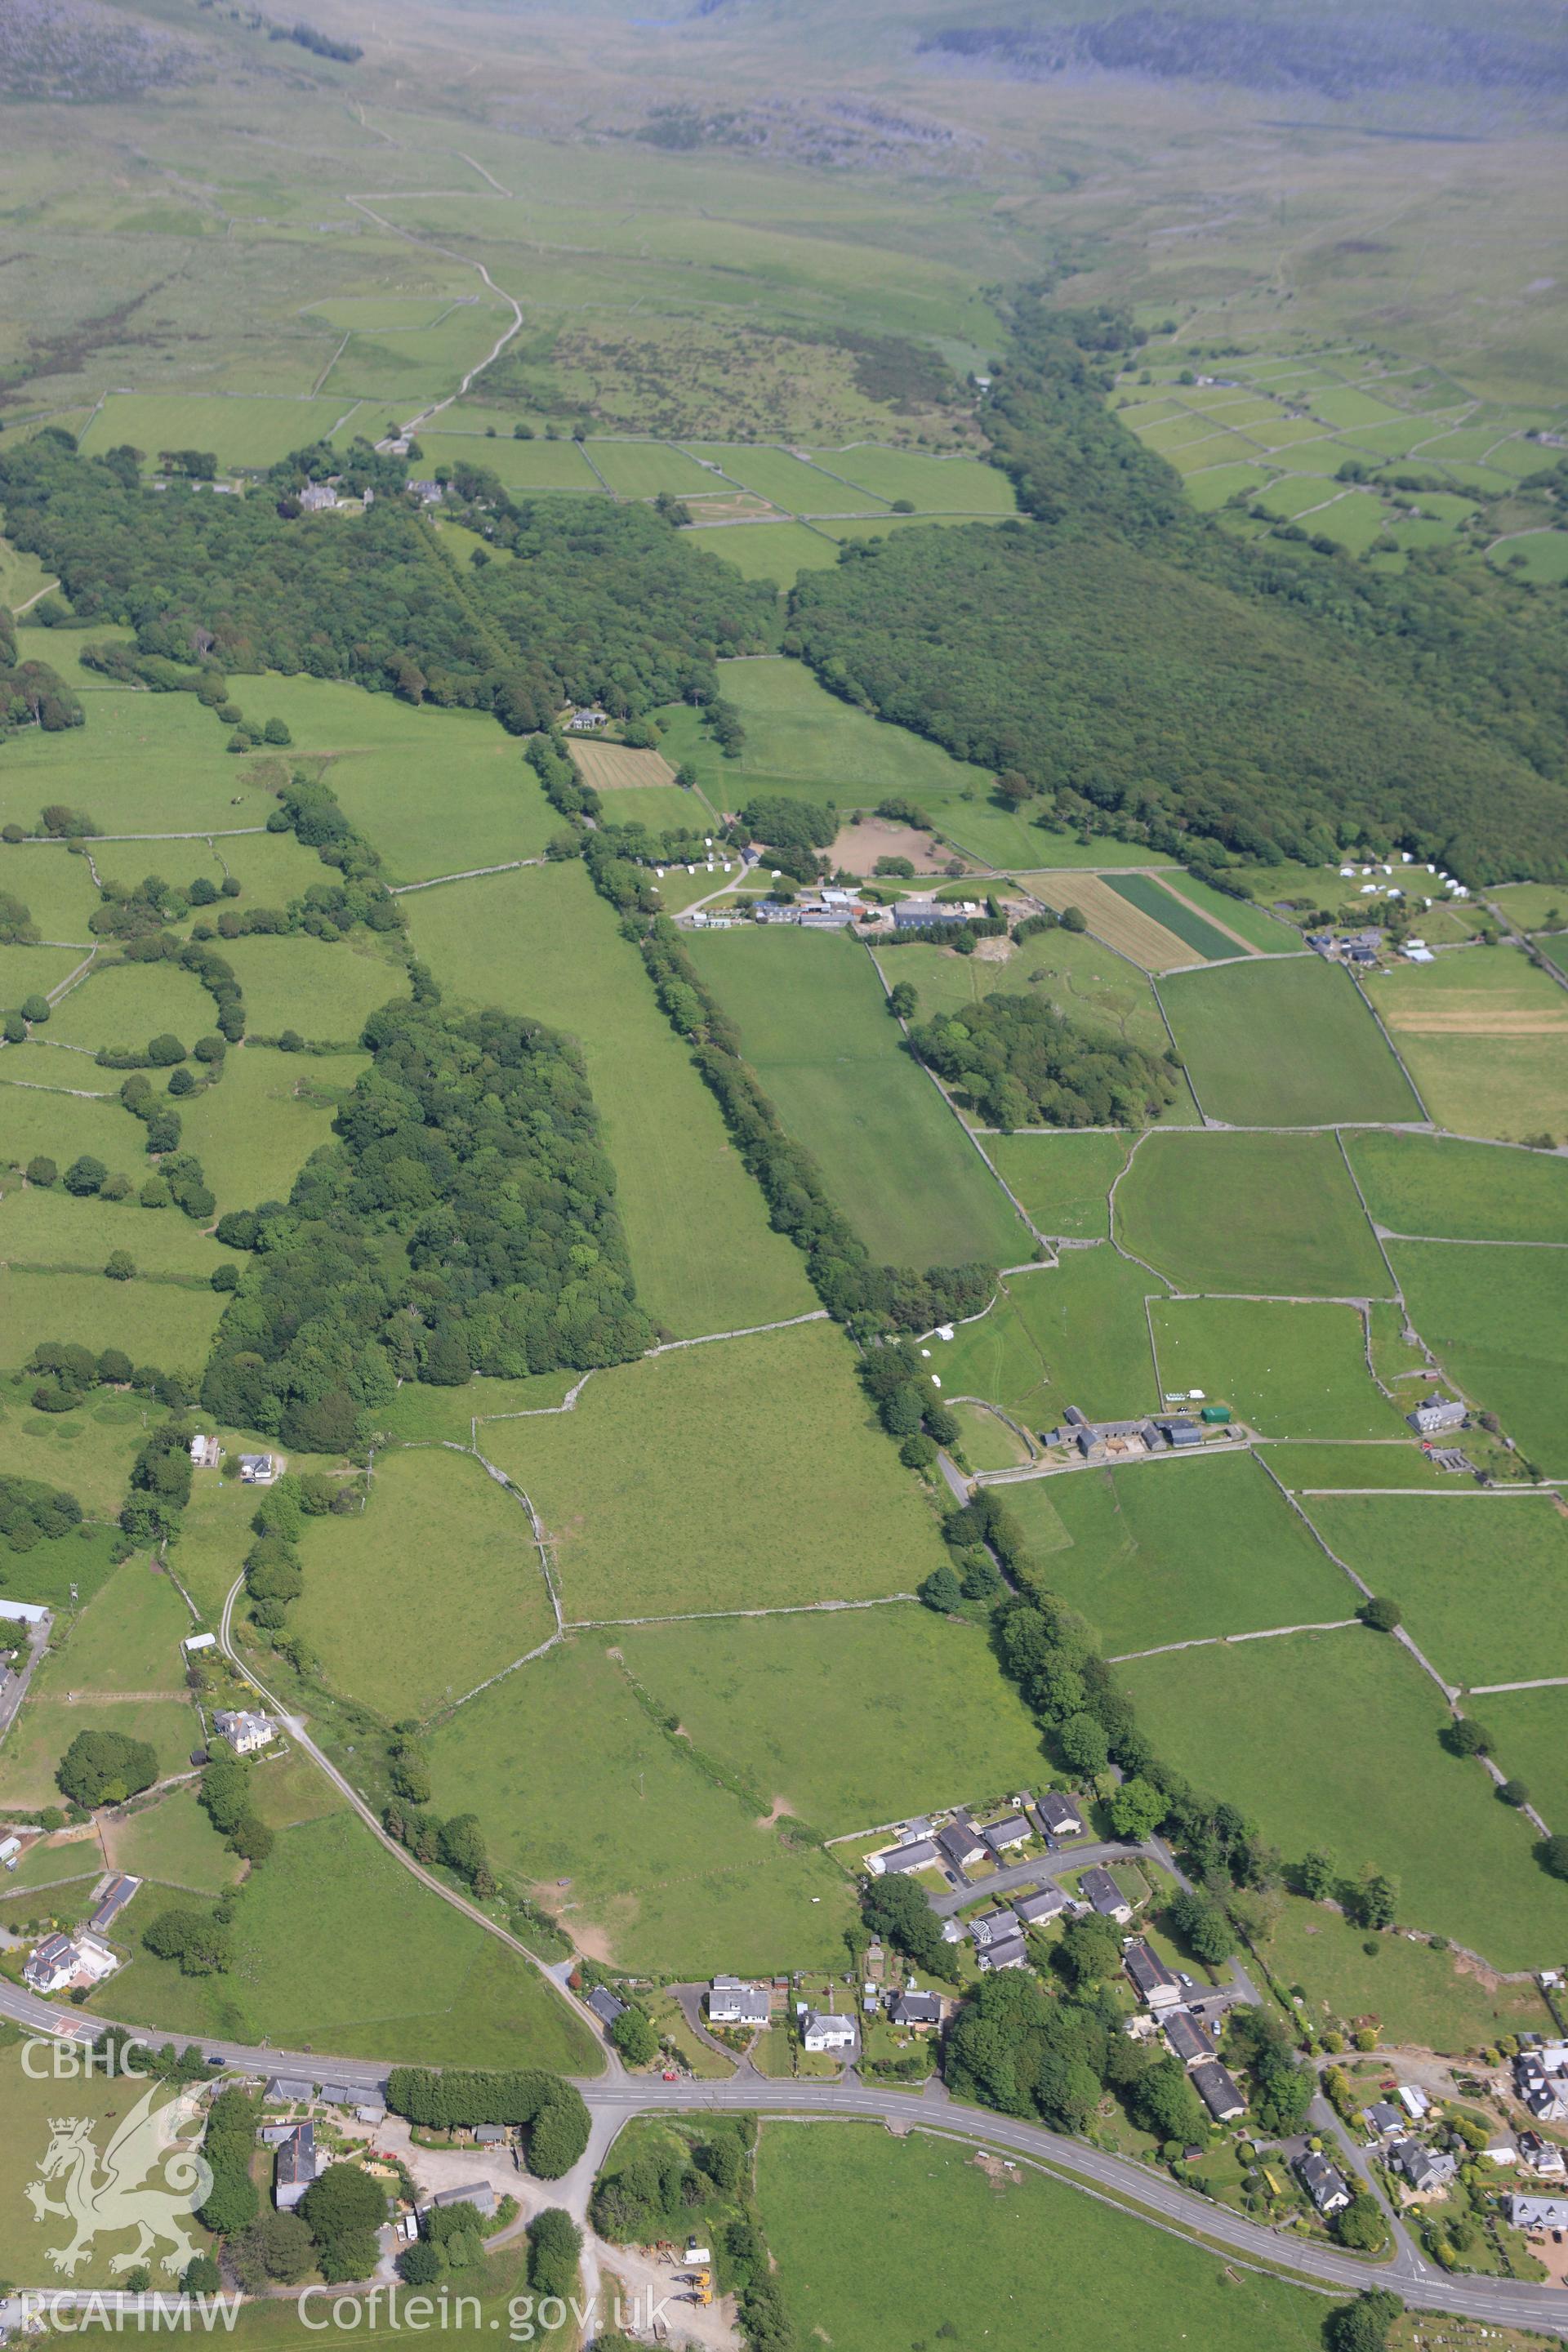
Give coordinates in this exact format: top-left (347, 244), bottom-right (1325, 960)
top-left (103, 1783), bottom-right (243, 1894)
top-left (0, 1267), bottom-right (225, 1374)
top-left (1159, 956), bottom-right (1423, 1125)
top-left (428, 1636), bottom-right (856, 1976)
top-left (618, 1604), bottom-right (1045, 1833)
top-left (1365, 946), bottom-right (1568, 1143)
top-left (1304, 1493), bottom-right (1568, 1690)
top-left (986, 1131), bottom-right (1128, 1239)
top-left (0, 1180), bottom-right (238, 1277)
top-left (1006, 1450), bottom-right (1352, 1655)
top-left (758, 2125), bottom-right (1330, 2352)
top-left (686, 929), bottom-right (1028, 1267)
top-left (1258, 1891), bottom-right (1553, 2056)
top-left (0, 1694), bottom-right (194, 1807)
top-left (481, 1321), bottom-right (947, 1620)
top-left (177, 1046), bottom-right (367, 1217)
top-left (44, 960), bottom-right (216, 1053)
top-left (1487, 1688), bottom-right (1568, 1838)
top-left (0, 1077), bottom-right (131, 1174)
top-left (1347, 1130), bottom-right (1568, 1243)
top-left (875, 924), bottom-right (1173, 1060)
top-left (0, 1380), bottom-right (145, 1515)
top-left (1392, 1240), bottom-right (1568, 1477)
top-left (292, 1444), bottom-right (557, 1721)
top-left (218, 933), bottom-right (408, 1040)
top-left (100, 1805), bottom-right (600, 2072)
top-left (406, 861), bottom-right (813, 1339)
top-left (1119, 1628), bottom-right (1568, 1968)
top-left (1116, 1130), bottom-right (1390, 1297)
top-left (1150, 1298), bottom-right (1408, 1440)
top-left (939, 1252), bottom-right (1162, 1430)
top-left (48, 1554), bottom-right (193, 1691)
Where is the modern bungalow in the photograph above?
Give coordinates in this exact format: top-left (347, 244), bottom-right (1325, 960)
top-left (586, 1987), bottom-right (626, 2029)
top-left (1191, 2061), bottom-right (1245, 2123)
top-left (1163, 2009), bottom-right (1218, 2068)
top-left (975, 1934), bottom-right (1029, 1974)
top-left (1036, 1793), bottom-right (1085, 1840)
top-left (238, 1454), bottom-right (278, 1486)
top-left (871, 1839), bottom-right (939, 1877)
top-left (1078, 1868), bottom-right (1134, 1923)
top-left (1294, 2151), bottom-right (1351, 2216)
top-left (889, 1991), bottom-right (943, 2029)
top-left (1013, 1885), bottom-right (1071, 1929)
top-left (1123, 1939), bottom-right (1182, 2010)
top-left (802, 2012), bottom-right (857, 2053)
top-left (708, 1976), bottom-right (770, 2028)
top-left (937, 1822), bottom-right (988, 1874)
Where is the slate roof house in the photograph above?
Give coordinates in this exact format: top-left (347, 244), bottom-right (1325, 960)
top-left (1079, 1868), bottom-right (1133, 1923)
top-left (1295, 2150), bottom-right (1351, 2216)
top-left (1036, 1793), bottom-right (1084, 1839)
top-left (1123, 1939), bottom-right (1182, 2010)
top-left (1191, 2061), bottom-right (1245, 2123)
top-left (937, 1821), bottom-right (988, 1874)
top-left (708, 1976), bottom-right (770, 2028)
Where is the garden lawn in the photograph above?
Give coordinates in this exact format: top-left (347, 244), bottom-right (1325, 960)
top-left (1303, 1491), bottom-right (1568, 1690)
top-left (292, 1443), bottom-right (557, 1720)
top-left (1005, 1450), bottom-right (1353, 1655)
top-left (938, 1251), bottom-right (1162, 1430)
top-left (986, 1131), bottom-right (1128, 1238)
top-left (617, 1603), bottom-right (1045, 1833)
top-left (218, 933), bottom-right (408, 1042)
top-left (406, 861), bottom-right (813, 1338)
top-left (44, 960), bottom-right (216, 1054)
top-left (1346, 1130), bottom-right (1568, 1243)
top-left (1257, 1892), bottom-right (1553, 2056)
top-left (758, 2124), bottom-right (1330, 2352)
top-left (480, 1319), bottom-right (947, 1619)
top-left (1115, 1130), bottom-right (1390, 1297)
top-left (0, 1693), bottom-right (195, 1808)
top-left (1365, 946), bottom-right (1568, 1143)
top-left (103, 1783), bottom-right (243, 1893)
top-left (1158, 956), bottom-right (1422, 1125)
top-left (0, 1267), bottom-right (225, 1375)
top-left (100, 1804), bottom-right (601, 2072)
top-left (1392, 1240), bottom-right (1568, 1477)
top-left (176, 1046), bottom-right (367, 1216)
top-left (1118, 1627), bottom-right (1568, 1967)
top-left (0, 688), bottom-right (283, 839)
top-left (50, 1554), bottom-right (194, 1691)
top-left (1486, 1687), bottom-right (1568, 1836)
top-left (1150, 1298), bottom-right (1407, 1439)
top-left (686, 929), bottom-right (1028, 1267)
top-left (0, 1181), bottom-right (238, 1278)
top-left (0, 1379), bottom-right (145, 1515)
top-left (428, 1636), bottom-right (856, 1976)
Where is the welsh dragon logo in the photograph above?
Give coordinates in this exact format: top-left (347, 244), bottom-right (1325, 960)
top-left (24, 2082), bottom-right (213, 2278)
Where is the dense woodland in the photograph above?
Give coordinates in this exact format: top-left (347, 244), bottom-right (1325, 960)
top-left (0, 434), bottom-right (776, 728)
top-left (787, 296), bottom-right (1568, 881)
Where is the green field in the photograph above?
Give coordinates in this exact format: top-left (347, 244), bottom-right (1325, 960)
top-left (406, 860), bottom-right (813, 1339)
top-left (100, 1802), bottom-right (600, 2070)
top-left (0, 687), bottom-right (285, 838)
top-left (0, 1180), bottom-right (238, 1278)
top-left (986, 1131), bottom-right (1129, 1238)
top-left (1303, 1492), bottom-right (1568, 1690)
top-left (292, 1443), bottom-right (557, 1720)
top-left (1119, 1627), bottom-right (1568, 1967)
top-left (683, 520), bottom-right (840, 583)
top-left (77, 391), bottom-right (359, 470)
top-left (1265, 1441), bottom-right (1468, 1493)
top-left (1157, 956), bottom-right (1423, 1126)
top-left (218, 932), bottom-right (408, 1040)
top-left (44, 959), bottom-right (216, 1054)
top-left (372, 1370), bottom-right (573, 1445)
top-left (0, 1379), bottom-right (145, 1515)
top-left (1151, 1298), bottom-right (1406, 1440)
top-left (684, 444), bottom-right (881, 512)
top-left (0, 845), bottom-right (100, 940)
top-left (1005, 1450), bottom-right (1353, 1655)
top-left (1490, 528), bottom-right (1568, 582)
top-left (583, 439), bottom-right (719, 497)
top-left (0, 1267), bottom-right (225, 1375)
top-left (938, 1251), bottom-right (1162, 1430)
top-left (686, 929), bottom-right (1028, 1267)
top-left (49, 1553), bottom-right (194, 1690)
top-left (1115, 1130), bottom-right (1390, 1298)
top-left (0, 942), bottom-right (95, 1000)
top-left (1392, 1240), bottom-right (1568, 1477)
top-left (479, 1319), bottom-right (947, 1619)
top-left (1347, 1129), bottom-right (1568, 1243)
top-left (104, 1781), bottom-right (244, 1893)
top-left (1491, 882), bottom-right (1568, 931)
top-left (176, 1045), bottom-right (367, 1215)
top-left (1258, 1891), bottom-right (1554, 2055)
top-left (618, 1603), bottom-right (1045, 1833)
top-left (875, 924), bottom-right (1174, 1063)
top-left (759, 2124), bottom-right (1330, 2352)
top-left (0, 1692), bottom-right (195, 1808)
top-left (1153, 869), bottom-right (1302, 953)
top-left (1104, 872), bottom-right (1240, 961)
top-left (403, 432), bottom-right (602, 492)
top-left (808, 447), bottom-right (1019, 514)
top-left (1487, 1687), bottom-right (1568, 1835)
top-left (427, 1634), bottom-right (856, 1975)
top-left (1365, 946), bottom-right (1568, 1143)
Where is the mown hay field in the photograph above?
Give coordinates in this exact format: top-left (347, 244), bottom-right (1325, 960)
top-left (1366, 945), bottom-right (1568, 1142)
top-left (1026, 871), bottom-right (1196, 972)
top-left (567, 740), bottom-right (676, 791)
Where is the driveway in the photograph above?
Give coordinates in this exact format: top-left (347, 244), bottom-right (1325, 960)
top-left (0, 1615), bottom-right (51, 1745)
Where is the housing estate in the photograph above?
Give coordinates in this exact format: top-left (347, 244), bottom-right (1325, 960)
top-left (869, 1838), bottom-right (939, 1877)
top-left (937, 1821), bottom-right (988, 1875)
top-left (1036, 1793), bottom-right (1085, 1840)
top-left (975, 1933), bottom-right (1030, 1974)
top-left (1013, 1884), bottom-right (1071, 1928)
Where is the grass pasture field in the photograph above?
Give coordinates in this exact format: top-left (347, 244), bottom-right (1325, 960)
top-left (874, 924), bottom-right (1174, 1062)
top-left (617, 1603), bottom-right (1045, 1834)
top-left (100, 1802), bottom-right (599, 2071)
top-left (0, 942), bottom-right (96, 1000)
top-left (682, 519), bottom-right (840, 583)
top-left (292, 1443), bottom-right (557, 1721)
top-left (1114, 1130), bottom-right (1390, 1298)
top-left (0, 1691), bottom-right (194, 1809)
top-left (1487, 1687), bottom-right (1568, 1841)
top-left (1365, 946), bottom-right (1568, 1143)
top-left (0, 688), bottom-right (283, 840)
top-left (47, 1553), bottom-right (194, 1692)
top-left (937, 1250), bottom-right (1162, 1430)
top-left (1258, 1891), bottom-right (1554, 2056)
top-left (479, 1319), bottom-right (947, 1621)
top-left (986, 1131), bottom-right (1129, 1239)
top-left (806, 448), bottom-right (1019, 514)
top-left (0, 1378), bottom-right (146, 1517)
top-left (428, 1634), bottom-right (856, 1976)
top-left (1388, 1241), bottom-right (1568, 1478)
top-left (685, 928), bottom-right (1029, 1267)
top-left (1490, 883), bottom-right (1568, 932)
top-left (0, 1081), bottom-right (131, 1183)
top-left (43, 959), bottom-right (216, 1055)
top-left (683, 444), bottom-right (883, 513)
top-left (1266, 1442), bottom-right (1468, 1493)
top-left (1117, 1626), bottom-right (1568, 1968)
top-left (0, 844), bottom-right (101, 940)
top-left (1303, 1492), bottom-right (1568, 1690)
top-left (76, 392), bottom-right (354, 471)
top-left (1157, 956), bottom-right (1423, 1126)
top-left (401, 433), bottom-right (603, 492)
top-left (1024, 871), bottom-right (1197, 971)
top-left (1102, 872), bottom-right (1248, 962)
top-left (566, 740), bottom-right (676, 791)
top-left (1345, 1130), bottom-right (1568, 1243)
top-left (406, 861), bottom-right (813, 1337)
top-left (1151, 1297), bottom-right (1407, 1439)
top-left (0, 1267), bottom-right (225, 1376)
top-left (176, 1045), bottom-right (367, 1216)
top-left (1005, 1449), bottom-right (1353, 1656)
top-left (758, 2123), bottom-right (1330, 2352)
top-left (216, 933), bottom-right (408, 1040)
top-left (103, 1781), bottom-right (244, 1894)
top-left (0, 1180), bottom-right (238, 1279)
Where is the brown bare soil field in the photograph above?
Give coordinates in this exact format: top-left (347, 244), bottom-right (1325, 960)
top-left (1027, 871), bottom-right (1194, 970)
top-left (830, 817), bottom-right (969, 876)
top-left (568, 741), bottom-right (678, 791)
